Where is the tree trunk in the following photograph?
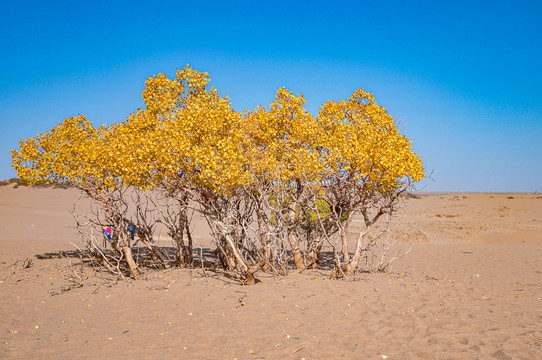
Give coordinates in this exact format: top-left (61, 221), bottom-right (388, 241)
top-left (256, 209), bottom-right (270, 270)
top-left (340, 228), bottom-right (349, 263)
top-left (120, 246), bottom-right (140, 279)
top-left (286, 206), bottom-right (305, 270)
top-left (288, 232), bottom-right (305, 269)
top-left (184, 221), bottom-right (194, 265)
top-left (215, 233), bottom-right (240, 271)
top-left (139, 238), bottom-right (166, 267)
top-left (306, 239), bottom-right (322, 269)
top-left (261, 241), bottom-right (271, 270)
top-left (344, 225), bottom-right (371, 276)
top-left (171, 233), bottom-right (185, 267)
top-left (339, 217), bottom-right (352, 263)
top-left (245, 264), bottom-right (262, 285)
top-left (224, 233), bottom-right (248, 272)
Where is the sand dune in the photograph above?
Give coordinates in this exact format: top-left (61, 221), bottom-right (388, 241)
top-left (1, 185), bottom-right (541, 359)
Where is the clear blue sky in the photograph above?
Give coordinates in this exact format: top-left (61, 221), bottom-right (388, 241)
top-left (1, 0), bottom-right (541, 192)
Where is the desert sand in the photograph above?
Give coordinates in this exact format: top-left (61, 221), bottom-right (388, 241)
top-left (1, 185), bottom-right (541, 359)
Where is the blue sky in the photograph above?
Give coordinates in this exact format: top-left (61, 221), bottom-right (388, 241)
top-left (1, 0), bottom-right (540, 191)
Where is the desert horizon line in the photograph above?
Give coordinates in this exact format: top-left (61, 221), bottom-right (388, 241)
top-left (1, 176), bottom-right (538, 195)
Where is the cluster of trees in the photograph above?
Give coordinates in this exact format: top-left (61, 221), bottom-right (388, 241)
top-left (11, 66), bottom-right (424, 283)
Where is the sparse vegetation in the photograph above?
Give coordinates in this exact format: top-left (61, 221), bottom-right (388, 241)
top-left (0, 177), bottom-right (22, 187)
top-left (435, 213), bottom-right (461, 218)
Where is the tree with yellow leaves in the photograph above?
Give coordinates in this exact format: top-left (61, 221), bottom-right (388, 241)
top-left (12, 65), bottom-right (424, 282)
top-left (122, 66), bottom-right (263, 282)
top-left (11, 116), bottom-right (146, 278)
top-left (244, 87), bottom-right (323, 270)
top-left (316, 89), bottom-right (424, 276)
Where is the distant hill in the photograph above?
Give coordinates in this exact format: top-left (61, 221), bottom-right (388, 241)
top-left (0, 178), bottom-right (72, 189)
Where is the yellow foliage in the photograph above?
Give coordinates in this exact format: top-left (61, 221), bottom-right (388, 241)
top-left (11, 66), bottom-right (424, 199)
top-left (317, 88), bottom-right (424, 193)
top-left (123, 65), bottom-right (252, 193)
top-left (11, 115), bottom-right (105, 190)
top-left (245, 87), bottom-right (322, 185)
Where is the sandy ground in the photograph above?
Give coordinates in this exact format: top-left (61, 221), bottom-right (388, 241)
top-left (1, 185), bottom-right (541, 359)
